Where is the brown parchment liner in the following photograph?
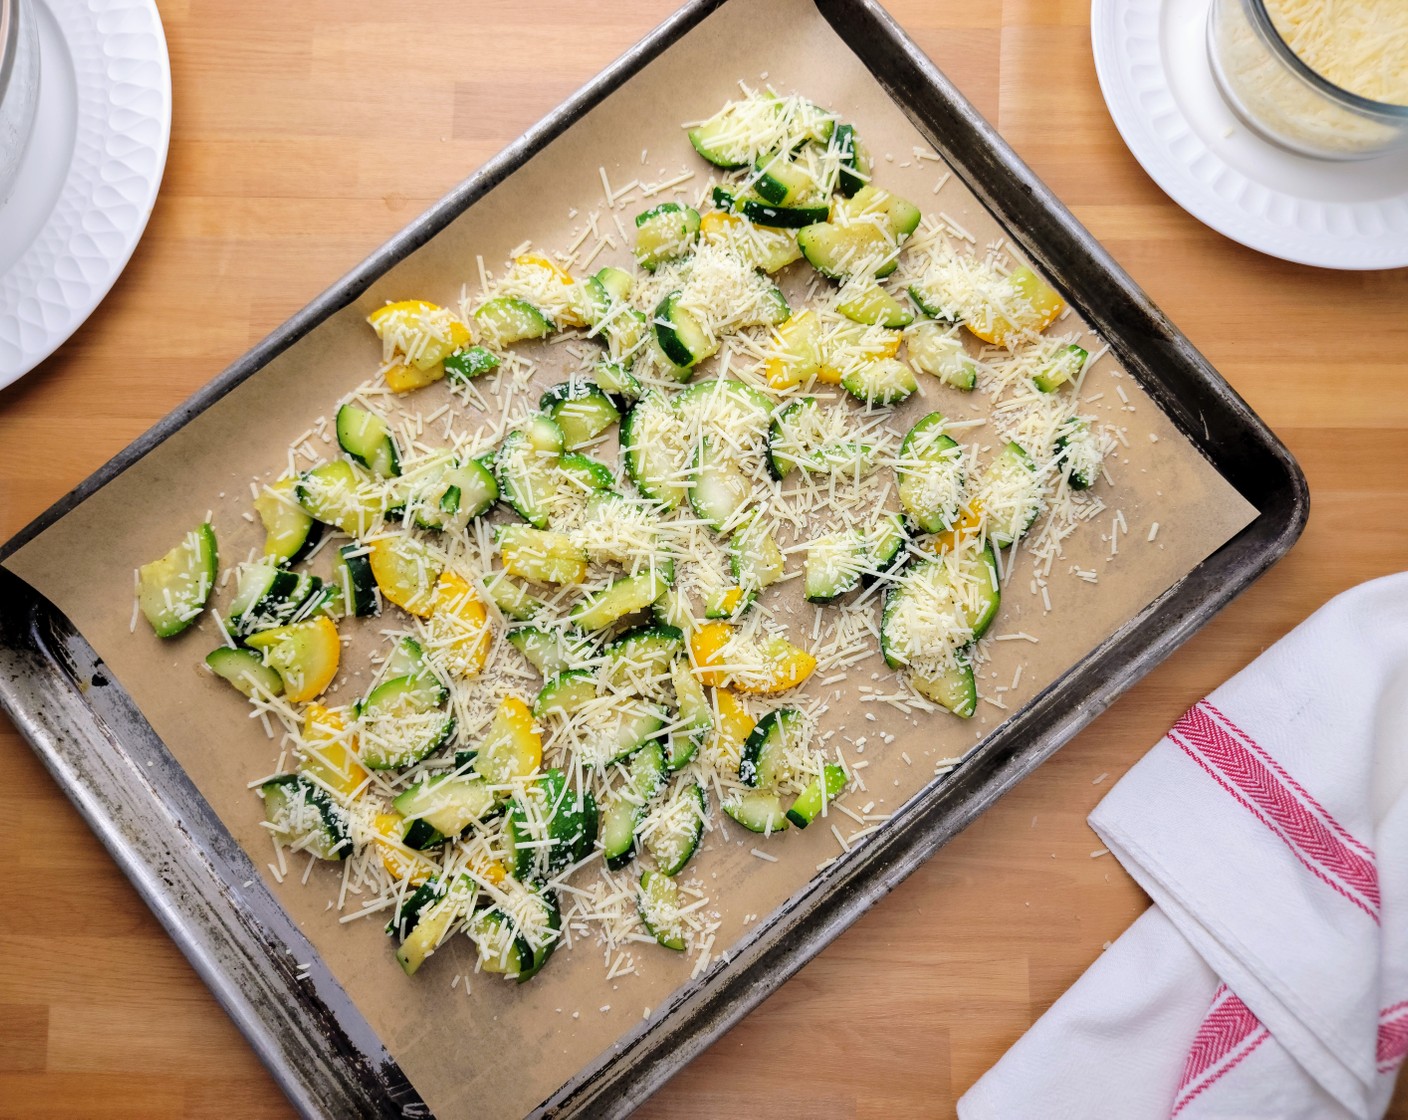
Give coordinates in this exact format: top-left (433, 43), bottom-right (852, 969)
top-left (4, 0), bottom-right (1257, 1115)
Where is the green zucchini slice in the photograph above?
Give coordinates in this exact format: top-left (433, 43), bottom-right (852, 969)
top-left (335, 403), bottom-right (401, 478)
top-left (137, 523), bottom-right (218, 638)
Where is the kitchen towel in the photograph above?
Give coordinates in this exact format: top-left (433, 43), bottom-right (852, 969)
top-left (959, 572), bottom-right (1408, 1119)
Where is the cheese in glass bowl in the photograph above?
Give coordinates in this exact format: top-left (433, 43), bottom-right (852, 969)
top-left (1207, 0), bottom-right (1408, 160)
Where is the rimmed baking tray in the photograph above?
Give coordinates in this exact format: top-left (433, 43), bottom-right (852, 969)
top-left (0, 0), bottom-right (1307, 1115)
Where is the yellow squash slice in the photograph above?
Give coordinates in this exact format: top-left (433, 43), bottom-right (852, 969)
top-left (298, 703), bottom-right (368, 801)
top-left (427, 571), bottom-right (493, 678)
top-left (369, 536), bottom-right (444, 618)
top-left (245, 617), bottom-right (341, 703)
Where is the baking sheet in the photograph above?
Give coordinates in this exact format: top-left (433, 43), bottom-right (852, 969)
top-left (3, 0), bottom-right (1257, 1115)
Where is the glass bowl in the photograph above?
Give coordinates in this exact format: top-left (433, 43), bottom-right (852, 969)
top-left (1207, 0), bottom-right (1408, 160)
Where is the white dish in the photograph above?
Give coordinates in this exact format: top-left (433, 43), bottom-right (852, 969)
top-left (0, 0), bottom-right (170, 389)
top-left (1090, 0), bottom-right (1408, 271)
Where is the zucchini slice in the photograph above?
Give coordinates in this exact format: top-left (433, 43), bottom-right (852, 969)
top-left (866, 512), bottom-right (910, 581)
top-left (494, 421), bottom-right (564, 529)
top-left (205, 646), bottom-right (283, 699)
top-left (297, 459), bottom-right (385, 537)
top-left (253, 479), bottom-right (322, 565)
top-left (844, 185), bottom-right (921, 237)
top-left (785, 764), bottom-right (847, 828)
top-left (507, 770), bottom-right (598, 881)
top-left (592, 359), bottom-right (644, 402)
top-left (676, 375), bottom-right (775, 430)
top-left (335, 403), bottom-right (401, 478)
top-left (739, 708), bottom-right (803, 788)
top-left (411, 458), bottom-right (499, 532)
top-left (962, 544), bottom-right (1002, 639)
top-left (260, 774), bottom-right (353, 860)
top-left (621, 390), bottom-right (688, 510)
top-left (137, 523), bottom-right (218, 638)
top-left (803, 532), bottom-right (869, 604)
top-left (703, 586), bottom-right (754, 620)
top-left (540, 380), bottom-right (621, 450)
top-left (558, 453), bottom-right (616, 495)
top-left (638, 870), bottom-right (687, 951)
top-left (225, 559), bottom-right (304, 639)
top-left (442, 345), bottom-right (501, 382)
top-left (640, 781), bottom-right (705, 876)
top-left (906, 321), bottom-right (978, 391)
top-left (244, 617), bottom-right (341, 703)
top-left (686, 94), bottom-right (834, 168)
top-left (605, 624), bottom-right (685, 685)
top-left (738, 195), bottom-right (830, 229)
top-left (631, 739), bottom-right (669, 802)
top-left (387, 875), bottom-right (447, 940)
top-left (1055, 418), bottom-right (1103, 491)
top-left (392, 775), bottom-right (498, 850)
top-left (483, 571), bottom-right (545, 621)
top-left (600, 793), bottom-right (641, 871)
top-left (1034, 343), bottom-right (1089, 393)
top-left (834, 123), bottom-right (871, 197)
top-left (507, 626), bottom-right (593, 680)
top-left (911, 650), bottom-right (978, 718)
top-left (356, 675), bottom-right (454, 770)
top-left (898, 413), bottom-right (966, 533)
top-left (598, 738), bottom-right (666, 868)
top-left (569, 568), bottom-right (674, 631)
top-left (532, 668), bottom-right (599, 719)
top-left (729, 515), bottom-right (785, 591)
top-left (470, 889), bottom-right (561, 983)
top-left (766, 397), bottom-right (816, 480)
top-left (474, 297), bottom-right (553, 348)
top-left (635, 203), bottom-right (701, 271)
top-left (667, 657), bottom-right (712, 769)
top-left (797, 220), bottom-right (891, 282)
top-left (498, 525), bottom-right (589, 585)
top-left (751, 148), bottom-right (828, 206)
top-left (390, 877), bottom-right (474, 976)
top-left (654, 290), bottom-right (718, 369)
top-left (382, 634), bottom-right (431, 681)
top-left (837, 284), bottom-right (915, 329)
top-left (878, 554), bottom-right (990, 715)
top-left (722, 789), bottom-right (789, 834)
top-left (979, 441), bottom-right (1043, 547)
top-left (839, 357), bottom-right (918, 406)
top-left (689, 436), bottom-right (751, 532)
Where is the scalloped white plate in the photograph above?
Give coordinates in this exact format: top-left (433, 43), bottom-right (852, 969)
top-left (0, 0), bottom-right (171, 388)
top-left (1091, 0), bottom-right (1408, 270)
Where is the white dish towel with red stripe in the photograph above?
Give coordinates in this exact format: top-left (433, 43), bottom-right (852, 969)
top-left (958, 572), bottom-right (1408, 1119)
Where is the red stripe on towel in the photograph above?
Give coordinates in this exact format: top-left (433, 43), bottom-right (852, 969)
top-left (1169, 729), bottom-right (1379, 922)
top-left (1170, 702), bottom-right (1380, 917)
top-left (1202, 701), bottom-right (1376, 861)
top-left (1172, 988), bottom-right (1268, 1117)
top-left (1379, 1006), bottom-right (1408, 1074)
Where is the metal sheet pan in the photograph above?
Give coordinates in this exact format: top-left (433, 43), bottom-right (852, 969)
top-left (0, 0), bottom-right (1308, 1115)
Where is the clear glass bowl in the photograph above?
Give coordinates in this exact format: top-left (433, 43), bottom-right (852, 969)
top-left (1207, 0), bottom-right (1408, 160)
top-left (0, 0), bottom-right (41, 207)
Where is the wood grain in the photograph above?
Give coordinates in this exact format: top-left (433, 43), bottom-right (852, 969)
top-left (1, 0), bottom-right (1405, 1115)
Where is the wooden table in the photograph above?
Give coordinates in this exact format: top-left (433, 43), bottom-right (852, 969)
top-left (1, 0), bottom-right (1404, 1115)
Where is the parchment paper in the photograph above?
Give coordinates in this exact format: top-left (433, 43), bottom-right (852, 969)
top-left (4, 0), bottom-right (1257, 1116)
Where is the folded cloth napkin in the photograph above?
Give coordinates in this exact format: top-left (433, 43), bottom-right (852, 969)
top-left (959, 572), bottom-right (1408, 1119)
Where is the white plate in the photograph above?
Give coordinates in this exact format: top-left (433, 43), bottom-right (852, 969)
top-left (1090, 0), bottom-right (1408, 271)
top-left (0, 0), bottom-right (171, 388)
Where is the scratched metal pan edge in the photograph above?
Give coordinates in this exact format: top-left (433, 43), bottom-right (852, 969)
top-left (0, 0), bottom-right (1307, 1116)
